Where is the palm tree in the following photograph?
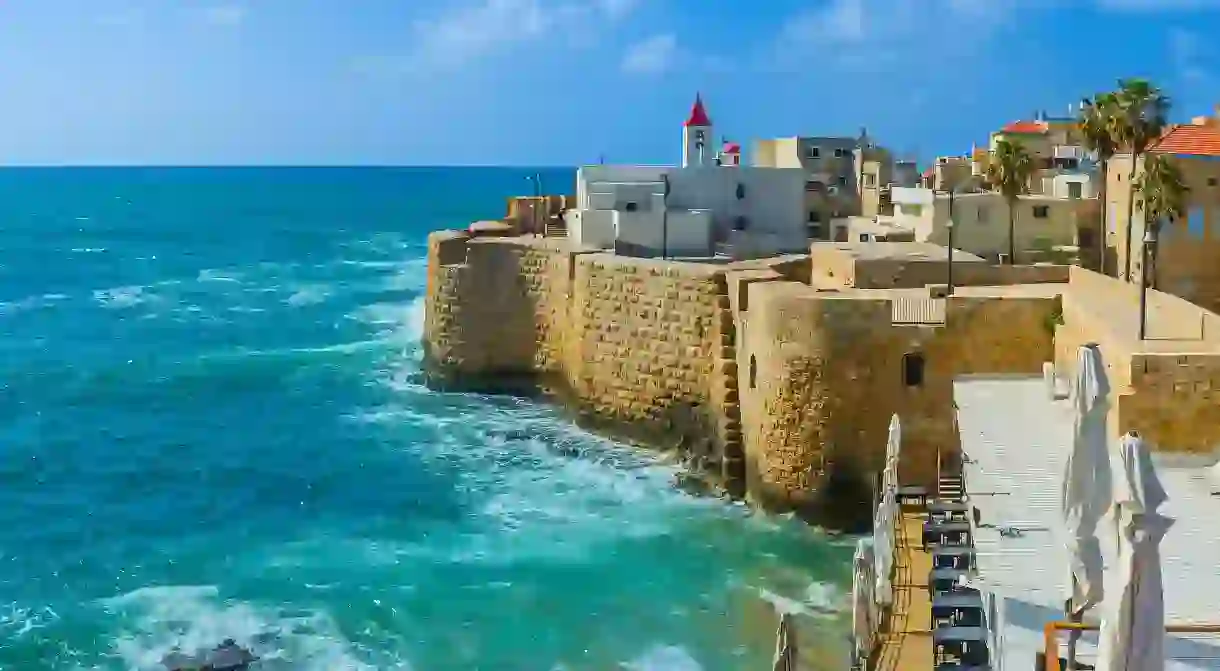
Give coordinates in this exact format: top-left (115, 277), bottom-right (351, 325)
top-left (1133, 154), bottom-right (1190, 290)
top-left (985, 138), bottom-right (1035, 263)
top-left (1112, 79), bottom-right (1170, 282)
top-left (1078, 93), bottom-right (1119, 268)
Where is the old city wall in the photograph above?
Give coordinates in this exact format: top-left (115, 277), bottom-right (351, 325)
top-left (1057, 266), bottom-right (1220, 454)
top-left (425, 232), bottom-right (748, 489)
top-left (423, 232), bottom-right (579, 390)
top-left (739, 283), bottom-right (1058, 525)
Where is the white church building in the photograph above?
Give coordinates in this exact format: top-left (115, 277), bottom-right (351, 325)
top-left (565, 95), bottom-right (808, 259)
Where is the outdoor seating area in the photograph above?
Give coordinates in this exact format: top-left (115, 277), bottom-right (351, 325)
top-left (926, 467), bottom-right (992, 671)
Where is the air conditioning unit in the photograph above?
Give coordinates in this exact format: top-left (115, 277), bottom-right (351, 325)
top-left (827, 186), bottom-right (840, 195)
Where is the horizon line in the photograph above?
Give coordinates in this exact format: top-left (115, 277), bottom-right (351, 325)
top-left (0, 164), bottom-right (583, 170)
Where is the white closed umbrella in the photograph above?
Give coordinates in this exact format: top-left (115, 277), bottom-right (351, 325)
top-left (1061, 345), bottom-right (1111, 615)
top-left (1097, 431), bottom-right (1171, 671)
top-left (772, 611), bottom-right (798, 671)
top-left (874, 415), bottom-right (901, 607)
top-left (851, 540), bottom-right (876, 669)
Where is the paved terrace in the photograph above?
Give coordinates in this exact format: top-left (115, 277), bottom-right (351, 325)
top-left (955, 376), bottom-right (1220, 671)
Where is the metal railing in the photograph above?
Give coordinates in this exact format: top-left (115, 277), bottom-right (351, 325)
top-left (1042, 621), bottom-right (1220, 671)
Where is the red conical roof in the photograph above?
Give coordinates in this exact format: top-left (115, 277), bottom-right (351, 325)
top-left (684, 93), bottom-right (712, 127)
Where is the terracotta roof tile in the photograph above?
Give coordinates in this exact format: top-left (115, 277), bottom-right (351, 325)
top-left (722, 142), bottom-right (740, 153)
top-left (1000, 121), bottom-right (1048, 134)
top-left (1149, 123), bottom-right (1220, 157)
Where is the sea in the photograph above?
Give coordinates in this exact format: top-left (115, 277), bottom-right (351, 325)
top-left (0, 167), bottom-right (852, 671)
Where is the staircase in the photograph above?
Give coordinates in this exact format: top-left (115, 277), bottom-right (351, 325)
top-left (935, 450), bottom-right (964, 502)
top-left (545, 213), bottom-right (566, 237)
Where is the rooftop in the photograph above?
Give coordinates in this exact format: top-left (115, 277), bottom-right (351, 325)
top-left (999, 121), bottom-right (1050, 135)
top-left (1150, 123), bottom-right (1220, 158)
top-left (956, 376), bottom-right (1220, 671)
top-left (812, 241), bottom-right (987, 263)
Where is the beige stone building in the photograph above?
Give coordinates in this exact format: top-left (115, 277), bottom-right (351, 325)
top-left (977, 115), bottom-right (1095, 199)
top-left (753, 134), bottom-right (892, 240)
top-left (1105, 108), bottom-right (1220, 313)
top-left (889, 187), bottom-right (1086, 262)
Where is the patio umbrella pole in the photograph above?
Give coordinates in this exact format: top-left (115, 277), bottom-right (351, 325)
top-left (1065, 591), bottom-right (1081, 671)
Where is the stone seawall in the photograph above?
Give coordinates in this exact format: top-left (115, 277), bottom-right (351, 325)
top-left (424, 231), bottom-right (1063, 527)
top-left (424, 232), bottom-right (755, 495)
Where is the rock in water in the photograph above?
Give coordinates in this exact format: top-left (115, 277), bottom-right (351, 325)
top-left (161, 639), bottom-right (257, 671)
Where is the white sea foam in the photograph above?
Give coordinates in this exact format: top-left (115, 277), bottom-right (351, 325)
top-left (100, 585), bottom-right (399, 670)
top-left (1, 602), bottom-right (59, 640)
top-left (620, 645), bottom-right (705, 671)
top-left (285, 284), bottom-right (330, 307)
top-left (93, 285), bottom-right (154, 309)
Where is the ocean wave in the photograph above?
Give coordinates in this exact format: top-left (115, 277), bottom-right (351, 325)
top-left (620, 645), bottom-right (704, 671)
top-left (1, 602), bottom-right (59, 641)
top-left (100, 585), bottom-right (400, 670)
top-left (92, 285), bottom-right (156, 309)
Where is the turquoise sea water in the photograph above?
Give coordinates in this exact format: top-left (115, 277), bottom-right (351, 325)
top-left (0, 167), bottom-right (852, 671)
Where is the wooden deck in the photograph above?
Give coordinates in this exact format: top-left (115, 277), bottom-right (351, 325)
top-left (871, 509), bottom-right (934, 671)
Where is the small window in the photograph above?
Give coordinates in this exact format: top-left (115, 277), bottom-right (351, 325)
top-left (807, 146), bottom-right (821, 159)
top-left (859, 233), bottom-right (871, 242)
top-left (806, 180), bottom-right (826, 192)
top-left (902, 352), bottom-right (925, 387)
top-left (834, 148), bottom-right (846, 158)
top-left (837, 176), bottom-right (848, 186)
top-left (736, 183), bottom-right (746, 200)
top-left (624, 201), bottom-right (638, 212)
top-left (1033, 205), bottom-right (1050, 219)
top-left (1068, 182), bottom-right (1083, 199)
top-left (1209, 177), bottom-right (1217, 187)
top-left (807, 211), bottom-right (821, 223)
top-left (863, 174), bottom-right (876, 187)
top-left (749, 355), bottom-right (757, 389)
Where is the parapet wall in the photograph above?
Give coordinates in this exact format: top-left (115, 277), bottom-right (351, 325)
top-left (1056, 266), bottom-right (1220, 455)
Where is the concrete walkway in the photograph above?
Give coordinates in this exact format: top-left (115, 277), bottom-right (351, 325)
top-left (871, 510), bottom-right (933, 671)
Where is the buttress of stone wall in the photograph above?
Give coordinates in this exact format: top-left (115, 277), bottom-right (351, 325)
top-left (741, 287), bottom-right (894, 522)
top-left (564, 255), bottom-right (737, 471)
top-left (423, 234), bottom-right (574, 387)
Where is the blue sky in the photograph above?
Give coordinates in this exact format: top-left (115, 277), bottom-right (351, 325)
top-left (0, 0), bottom-right (1217, 166)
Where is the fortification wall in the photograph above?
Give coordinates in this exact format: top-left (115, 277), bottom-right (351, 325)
top-left (740, 285), bottom-right (1059, 521)
top-left (565, 255), bottom-right (742, 488)
top-left (423, 233), bottom-right (579, 390)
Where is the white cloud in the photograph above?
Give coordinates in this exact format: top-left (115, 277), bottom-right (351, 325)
top-left (406, 0), bottom-right (638, 72)
top-left (769, 0), bottom-right (1013, 71)
top-left (621, 34), bottom-right (677, 75)
top-left (197, 5), bottom-right (248, 26)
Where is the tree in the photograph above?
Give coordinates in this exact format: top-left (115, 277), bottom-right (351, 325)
top-left (1111, 78), bottom-right (1170, 282)
top-left (984, 138), bottom-right (1035, 263)
top-left (1078, 92), bottom-right (1120, 268)
top-left (1133, 153), bottom-right (1189, 289)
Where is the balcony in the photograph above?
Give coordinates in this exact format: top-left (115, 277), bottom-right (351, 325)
top-left (1053, 145), bottom-right (1087, 161)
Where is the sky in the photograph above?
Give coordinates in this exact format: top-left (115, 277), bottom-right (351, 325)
top-left (0, 0), bottom-right (1218, 166)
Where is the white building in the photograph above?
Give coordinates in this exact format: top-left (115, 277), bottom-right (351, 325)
top-left (566, 94), bottom-right (808, 259)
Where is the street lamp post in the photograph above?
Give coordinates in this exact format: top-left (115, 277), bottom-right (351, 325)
top-left (935, 186), bottom-right (958, 295)
top-left (1137, 225), bottom-right (1158, 340)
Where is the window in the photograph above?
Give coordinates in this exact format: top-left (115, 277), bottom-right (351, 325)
top-left (1188, 207), bottom-right (1205, 238)
top-left (1078, 227), bottom-right (1096, 249)
top-left (808, 211), bottom-right (821, 223)
top-left (834, 148), bottom-right (846, 158)
top-left (806, 146), bottom-right (821, 159)
top-left (1033, 205), bottom-right (1050, 219)
top-left (902, 352), bottom-right (925, 387)
top-left (806, 180), bottom-right (826, 192)
top-left (736, 183), bottom-right (746, 200)
top-left (863, 174), bottom-right (876, 187)
top-left (859, 233), bottom-right (871, 242)
top-left (749, 355), bottom-right (757, 389)
top-left (624, 201), bottom-right (638, 212)
top-left (1068, 182), bottom-right (1083, 199)
top-left (837, 176), bottom-right (848, 186)
top-left (1209, 177), bottom-right (1218, 187)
